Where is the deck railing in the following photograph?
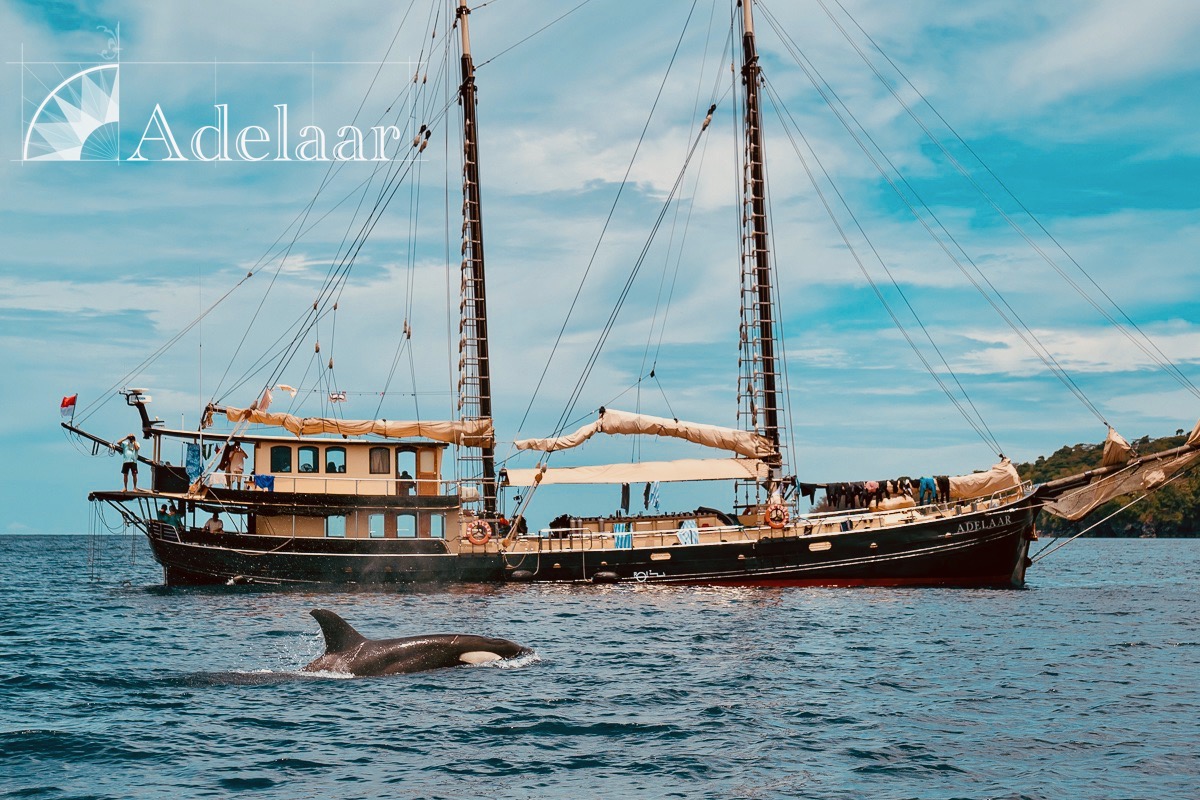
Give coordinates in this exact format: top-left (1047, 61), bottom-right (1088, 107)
top-left (510, 481), bottom-right (1032, 550)
top-left (202, 473), bottom-right (451, 497)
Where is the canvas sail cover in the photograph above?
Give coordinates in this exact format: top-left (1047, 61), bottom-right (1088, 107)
top-left (1188, 418), bottom-right (1200, 448)
top-left (1101, 426), bottom-right (1132, 467)
top-left (948, 458), bottom-right (1022, 501)
top-left (218, 406), bottom-right (494, 447)
top-left (1038, 419), bottom-right (1200, 521)
top-left (513, 408), bottom-right (775, 459)
top-left (1041, 448), bottom-right (1200, 521)
top-left (503, 457), bottom-right (769, 487)
top-left (1041, 429), bottom-right (1200, 522)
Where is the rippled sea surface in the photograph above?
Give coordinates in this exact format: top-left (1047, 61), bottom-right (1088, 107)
top-left (2, 535), bottom-right (1197, 800)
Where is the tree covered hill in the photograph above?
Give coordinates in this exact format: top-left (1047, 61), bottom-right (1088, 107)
top-left (1016, 431), bottom-right (1199, 538)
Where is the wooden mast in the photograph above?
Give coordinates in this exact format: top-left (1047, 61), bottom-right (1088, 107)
top-left (456, 0), bottom-right (497, 514)
top-left (740, 0), bottom-right (782, 469)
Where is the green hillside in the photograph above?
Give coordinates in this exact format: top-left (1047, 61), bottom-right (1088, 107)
top-left (1016, 431), bottom-right (1200, 538)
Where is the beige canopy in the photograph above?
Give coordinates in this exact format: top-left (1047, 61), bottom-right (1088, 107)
top-left (503, 457), bottom-right (769, 487)
top-left (948, 458), bottom-right (1022, 501)
top-left (514, 408), bottom-right (775, 459)
top-left (220, 406), bottom-right (494, 447)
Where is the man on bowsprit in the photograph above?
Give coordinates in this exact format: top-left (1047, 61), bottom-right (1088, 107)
top-left (118, 434), bottom-right (140, 491)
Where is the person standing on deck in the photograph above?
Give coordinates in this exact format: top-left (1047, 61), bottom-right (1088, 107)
top-left (118, 434), bottom-right (140, 491)
top-left (225, 441), bottom-right (248, 489)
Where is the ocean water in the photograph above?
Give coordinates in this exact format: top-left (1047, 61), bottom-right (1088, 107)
top-left (1, 535), bottom-right (1196, 800)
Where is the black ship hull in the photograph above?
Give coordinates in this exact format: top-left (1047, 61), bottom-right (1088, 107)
top-left (142, 495), bottom-right (1036, 588)
top-left (505, 496), bottom-right (1036, 588)
top-left (144, 523), bottom-right (505, 585)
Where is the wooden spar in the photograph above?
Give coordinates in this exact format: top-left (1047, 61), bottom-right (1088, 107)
top-left (740, 0), bottom-right (782, 466)
top-left (61, 421), bottom-right (153, 466)
top-left (1034, 439), bottom-right (1200, 500)
top-left (456, 0), bottom-right (497, 514)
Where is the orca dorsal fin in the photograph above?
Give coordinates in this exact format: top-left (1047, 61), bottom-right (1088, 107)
top-left (310, 609), bottom-right (367, 653)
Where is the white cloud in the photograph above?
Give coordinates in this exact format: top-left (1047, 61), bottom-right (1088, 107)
top-left (1008, 0), bottom-right (1200, 103)
top-left (956, 323), bottom-right (1200, 376)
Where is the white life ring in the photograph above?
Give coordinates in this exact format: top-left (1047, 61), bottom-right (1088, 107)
top-left (465, 519), bottom-right (493, 546)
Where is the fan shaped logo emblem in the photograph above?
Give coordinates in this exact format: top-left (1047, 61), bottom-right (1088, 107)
top-left (18, 22), bottom-right (417, 164)
top-left (23, 63), bottom-right (120, 161)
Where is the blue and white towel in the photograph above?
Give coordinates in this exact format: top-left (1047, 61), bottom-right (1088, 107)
top-left (185, 443), bottom-right (202, 481)
top-left (614, 532), bottom-right (633, 549)
top-left (677, 519), bottom-right (700, 546)
top-left (648, 481), bottom-right (661, 511)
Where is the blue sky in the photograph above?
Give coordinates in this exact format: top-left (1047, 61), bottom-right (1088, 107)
top-left (2, 0), bottom-right (1199, 533)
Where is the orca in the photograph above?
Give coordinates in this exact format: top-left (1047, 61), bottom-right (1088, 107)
top-left (303, 609), bottom-right (532, 676)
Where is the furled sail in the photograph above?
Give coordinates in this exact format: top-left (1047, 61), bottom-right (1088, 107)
top-left (513, 408), bottom-right (775, 459)
top-left (214, 405), bottom-right (493, 447)
top-left (503, 458), bottom-right (769, 487)
top-left (1037, 420), bottom-right (1200, 521)
top-left (948, 458), bottom-right (1022, 501)
top-left (1101, 426), bottom-right (1132, 467)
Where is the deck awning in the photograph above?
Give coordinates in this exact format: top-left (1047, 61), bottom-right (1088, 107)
top-left (503, 457), bottom-right (768, 487)
top-left (513, 408), bottom-right (775, 459)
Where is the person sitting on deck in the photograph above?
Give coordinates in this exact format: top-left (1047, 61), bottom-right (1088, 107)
top-left (398, 470), bottom-right (416, 496)
top-left (202, 512), bottom-right (224, 534)
top-left (157, 504), bottom-right (170, 522)
top-left (166, 502), bottom-right (183, 529)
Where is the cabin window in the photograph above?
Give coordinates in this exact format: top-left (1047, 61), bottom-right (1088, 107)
top-left (368, 513), bottom-right (385, 539)
top-left (298, 446), bottom-right (319, 473)
top-left (396, 512), bottom-right (416, 538)
top-left (325, 515), bottom-right (347, 538)
top-left (326, 446), bottom-right (346, 474)
top-left (270, 446), bottom-right (292, 473)
top-left (369, 447), bottom-right (390, 474)
top-left (429, 513), bottom-right (445, 539)
top-left (418, 448), bottom-right (436, 473)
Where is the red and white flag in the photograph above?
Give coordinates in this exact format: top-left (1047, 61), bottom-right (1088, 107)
top-left (60, 394), bottom-right (77, 418)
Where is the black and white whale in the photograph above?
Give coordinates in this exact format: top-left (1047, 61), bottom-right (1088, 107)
top-left (303, 609), bottom-right (532, 676)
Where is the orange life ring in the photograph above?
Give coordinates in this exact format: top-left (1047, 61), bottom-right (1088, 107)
top-left (765, 502), bottom-right (790, 530)
top-left (466, 519), bottom-right (492, 546)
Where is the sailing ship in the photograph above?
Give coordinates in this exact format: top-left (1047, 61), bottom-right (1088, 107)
top-left (65, 0), bottom-right (1200, 587)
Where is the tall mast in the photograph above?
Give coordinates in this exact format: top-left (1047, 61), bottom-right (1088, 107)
top-left (738, 0), bottom-right (783, 471)
top-left (456, 0), bottom-right (497, 513)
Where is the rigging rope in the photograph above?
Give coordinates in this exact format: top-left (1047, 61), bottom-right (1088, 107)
top-left (761, 77), bottom-right (1004, 454)
top-left (555, 118), bottom-right (720, 442)
top-left (813, 0), bottom-right (1200, 404)
top-left (475, 0), bottom-right (597, 70)
top-left (758, 2), bottom-right (1109, 431)
top-left (636, 0), bottom-right (725, 451)
top-left (513, 0), bottom-right (702, 445)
